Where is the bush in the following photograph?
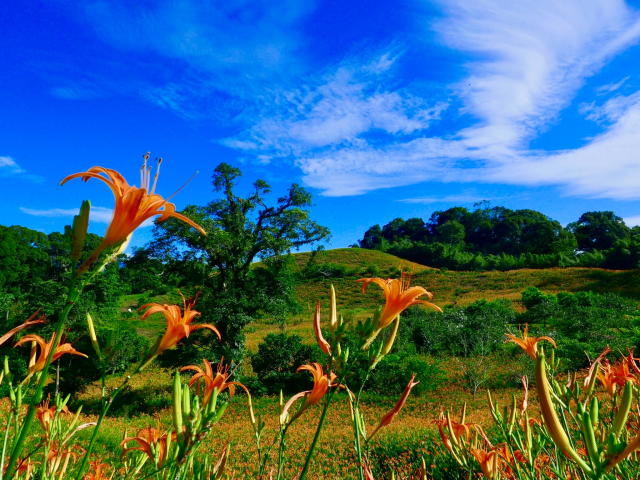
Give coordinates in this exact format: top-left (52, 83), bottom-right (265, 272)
top-left (55, 322), bottom-right (151, 397)
top-left (520, 290), bottom-right (635, 369)
top-left (410, 300), bottom-right (514, 357)
top-left (250, 333), bottom-right (321, 394)
top-left (303, 262), bottom-right (350, 279)
top-left (369, 354), bottom-right (445, 396)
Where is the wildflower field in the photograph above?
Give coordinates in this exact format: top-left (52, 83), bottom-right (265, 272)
top-left (2, 158), bottom-right (640, 480)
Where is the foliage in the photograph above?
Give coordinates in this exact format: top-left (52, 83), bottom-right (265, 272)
top-left (250, 333), bottom-right (320, 394)
top-left (519, 287), bottom-right (637, 370)
top-left (369, 354), bottom-right (445, 396)
top-left (143, 163), bottom-right (330, 362)
top-left (404, 299), bottom-right (514, 357)
top-left (358, 205), bottom-right (640, 270)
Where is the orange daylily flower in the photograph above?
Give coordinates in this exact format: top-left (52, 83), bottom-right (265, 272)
top-left (582, 346), bottom-right (612, 393)
top-left (82, 460), bottom-right (112, 480)
top-left (140, 293), bottom-right (220, 361)
top-left (181, 358), bottom-right (249, 405)
top-left (504, 324), bottom-right (556, 360)
top-left (121, 424), bottom-right (175, 468)
top-left (313, 301), bottom-right (332, 356)
top-left (36, 396), bottom-right (71, 438)
top-left (15, 333), bottom-right (87, 383)
top-left (598, 360), bottom-right (637, 396)
top-left (61, 154), bottom-right (206, 273)
top-left (0, 309), bottom-right (46, 348)
top-left (3, 457), bottom-right (37, 479)
top-left (363, 459), bottom-right (375, 480)
top-left (470, 448), bottom-right (500, 480)
top-left (368, 374), bottom-right (419, 441)
top-left (434, 410), bottom-right (481, 453)
top-left (356, 275), bottom-right (441, 330)
top-left (46, 443), bottom-right (81, 479)
top-left (280, 363), bottom-right (337, 424)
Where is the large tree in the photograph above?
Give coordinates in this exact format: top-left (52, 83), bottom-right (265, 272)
top-left (147, 163), bottom-right (330, 361)
top-left (567, 211), bottom-right (631, 252)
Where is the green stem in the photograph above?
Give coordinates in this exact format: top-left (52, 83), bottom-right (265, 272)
top-left (352, 369), bottom-right (372, 480)
top-left (276, 425), bottom-right (289, 480)
top-left (5, 278), bottom-right (80, 478)
top-left (258, 427), bottom-right (282, 478)
top-left (0, 411), bottom-right (14, 480)
top-left (298, 393), bottom-right (334, 480)
top-left (74, 367), bottom-right (138, 479)
top-left (353, 404), bottom-right (365, 480)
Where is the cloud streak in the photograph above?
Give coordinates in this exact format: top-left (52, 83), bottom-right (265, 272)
top-left (221, 0), bottom-right (640, 199)
top-left (0, 157), bottom-right (25, 174)
top-left (20, 206), bottom-right (154, 227)
top-left (0, 156), bottom-right (45, 182)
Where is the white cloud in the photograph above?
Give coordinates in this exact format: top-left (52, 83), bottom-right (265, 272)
top-left (625, 215), bottom-right (640, 227)
top-left (221, 0), bottom-right (640, 198)
top-left (85, 0), bottom-right (314, 76)
top-left (399, 194), bottom-right (491, 204)
top-left (20, 206), bottom-right (154, 227)
top-left (491, 93), bottom-right (640, 199)
top-left (596, 76), bottom-right (630, 94)
top-left (222, 53), bottom-right (448, 156)
top-left (0, 156), bottom-right (25, 174)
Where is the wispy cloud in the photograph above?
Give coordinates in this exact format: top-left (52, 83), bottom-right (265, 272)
top-left (596, 76), bottom-right (630, 94)
top-left (625, 215), bottom-right (640, 227)
top-left (0, 157), bottom-right (25, 174)
top-left (74, 0), bottom-right (640, 201)
top-left (0, 156), bottom-right (44, 182)
top-left (87, 0), bottom-right (314, 71)
top-left (398, 193), bottom-right (493, 204)
top-left (224, 53), bottom-right (448, 154)
top-left (20, 206), bottom-right (154, 227)
top-left (222, 0), bottom-right (640, 199)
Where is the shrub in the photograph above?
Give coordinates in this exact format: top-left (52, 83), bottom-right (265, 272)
top-left (303, 262), bottom-right (349, 279)
top-left (250, 333), bottom-right (321, 394)
top-left (369, 354), bottom-right (445, 396)
top-left (55, 322), bottom-right (151, 397)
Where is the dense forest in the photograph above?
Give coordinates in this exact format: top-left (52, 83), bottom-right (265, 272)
top-left (357, 204), bottom-right (640, 270)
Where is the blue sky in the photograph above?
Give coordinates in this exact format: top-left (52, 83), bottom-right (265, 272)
top-left (3, 0), bottom-right (640, 251)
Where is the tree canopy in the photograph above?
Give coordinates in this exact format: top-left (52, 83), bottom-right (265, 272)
top-left (143, 163), bottom-right (330, 361)
top-left (357, 205), bottom-right (639, 271)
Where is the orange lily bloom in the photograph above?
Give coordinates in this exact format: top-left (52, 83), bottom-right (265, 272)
top-left (0, 310), bottom-right (46, 348)
top-left (46, 443), bottom-right (81, 478)
top-left (598, 362), bottom-right (618, 396)
top-left (3, 458), bottom-right (36, 479)
top-left (313, 301), bottom-right (332, 356)
top-left (121, 424), bottom-right (174, 468)
top-left (363, 460), bottom-right (375, 480)
top-left (356, 275), bottom-right (441, 330)
top-left (470, 448), bottom-right (500, 480)
top-left (15, 333), bottom-right (87, 382)
top-left (582, 346), bottom-right (612, 394)
top-left (181, 358), bottom-right (249, 405)
top-left (504, 324), bottom-right (556, 360)
top-left (61, 154), bottom-right (206, 273)
top-left (82, 460), bottom-right (111, 480)
top-left (368, 374), bottom-right (418, 441)
top-left (280, 363), bottom-right (336, 424)
top-left (36, 397), bottom-right (71, 438)
top-left (598, 360), bottom-right (636, 396)
top-left (140, 293), bottom-right (220, 360)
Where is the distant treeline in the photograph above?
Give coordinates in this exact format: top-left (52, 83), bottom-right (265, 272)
top-left (357, 204), bottom-right (640, 270)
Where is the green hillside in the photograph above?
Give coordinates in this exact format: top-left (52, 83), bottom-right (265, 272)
top-left (119, 247), bottom-right (640, 351)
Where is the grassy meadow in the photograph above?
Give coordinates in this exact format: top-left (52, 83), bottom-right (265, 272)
top-left (28, 247), bottom-right (636, 478)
